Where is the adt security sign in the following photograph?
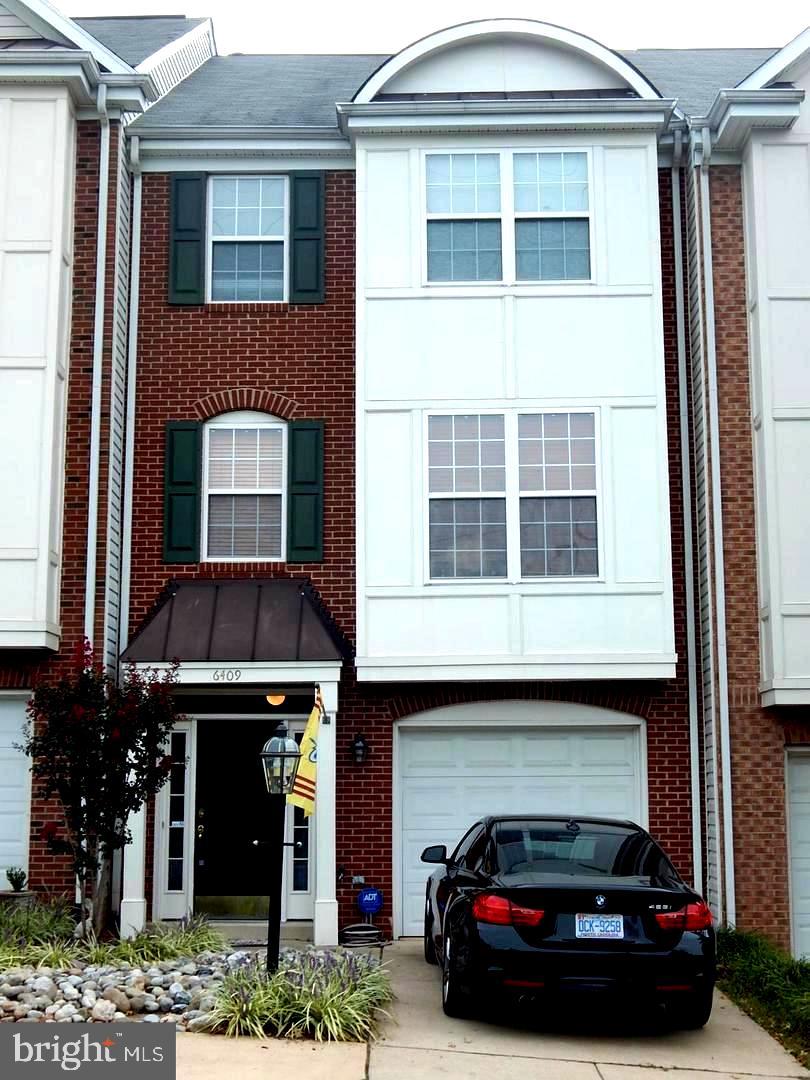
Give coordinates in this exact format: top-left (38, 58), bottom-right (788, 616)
top-left (357, 886), bottom-right (383, 915)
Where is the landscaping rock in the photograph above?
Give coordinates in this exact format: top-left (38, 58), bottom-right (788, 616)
top-left (141, 1014), bottom-right (159, 1023)
top-left (54, 1004), bottom-right (77, 1021)
top-left (32, 976), bottom-right (57, 998)
top-left (102, 987), bottom-right (130, 1013)
top-left (186, 1015), bottom-right (211, 1033)
top-left (91, 999), bottom-right (116, 1022)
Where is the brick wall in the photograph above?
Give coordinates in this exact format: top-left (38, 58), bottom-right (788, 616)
top-left (709, 165), bottom-right (792, 948)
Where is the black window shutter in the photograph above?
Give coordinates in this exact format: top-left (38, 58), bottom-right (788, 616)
top-left (163, 422), bottom-right (201, 563)
top-left (289, 172), bottom-right (325, 304)
top-left (287, 420), bottom-right (324, 562)
top-left (168, 173), bottom-right (206, 305)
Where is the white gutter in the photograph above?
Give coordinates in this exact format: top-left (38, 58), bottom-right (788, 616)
top-left (699, 125), bottom-right (736, 926)
top-left (83, 82), bottom-right (110, 647)
top-left (671, 128), bottom-right (703, 896)
top-left (118, 135), bottom-right (142, 657)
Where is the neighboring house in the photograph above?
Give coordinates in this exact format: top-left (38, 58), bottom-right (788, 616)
top-left (1, 7), bottom-right (809, 956)
top-left (0, 1), bottom-right (213, 893)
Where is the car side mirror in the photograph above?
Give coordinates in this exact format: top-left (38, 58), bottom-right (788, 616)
top-left (421, 844), bottom-right (448, 865)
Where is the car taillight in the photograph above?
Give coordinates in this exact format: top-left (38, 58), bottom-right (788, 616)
top-left (654, 900), bottom-right (713, 931)
top-left (472, 893), bottom-right (544, 927)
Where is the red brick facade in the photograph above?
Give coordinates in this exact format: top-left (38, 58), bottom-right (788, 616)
top-left (125, 168), bottom-right (696, 935)
top-left (709, 166), bottom-right (795, 949)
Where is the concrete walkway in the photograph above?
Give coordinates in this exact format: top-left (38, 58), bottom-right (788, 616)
top-left (175, 1033), bottom-right (367, 1079)
top-left (370, 939), bottom-right (809, 1080)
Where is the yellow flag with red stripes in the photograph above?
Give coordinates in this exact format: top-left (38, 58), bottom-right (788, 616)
top-left (287, 690), bottom-right (322, 817)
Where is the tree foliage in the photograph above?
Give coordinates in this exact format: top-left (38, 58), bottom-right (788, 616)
top-left (20, 640), bottom-right (183, 936)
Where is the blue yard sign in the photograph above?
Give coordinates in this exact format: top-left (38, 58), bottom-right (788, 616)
top-left (357, 887), bottom-right (383, 915)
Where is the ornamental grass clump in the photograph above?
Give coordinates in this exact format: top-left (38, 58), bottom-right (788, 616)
top-left (203, 950), bottom-right (393, 1040)
top-left (0, 896), bottom-right (74, 947)
top-left (718, 928), bottom-right (810, 1064)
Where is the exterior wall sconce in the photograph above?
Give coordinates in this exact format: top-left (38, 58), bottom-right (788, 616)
top-left (350, 733), bottom-right (370, 765)
top-left (266, 692), bottom-right (286, 706)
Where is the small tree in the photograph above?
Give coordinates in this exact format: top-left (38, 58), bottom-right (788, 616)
top-left (21, 640), bottom-right (183, 937)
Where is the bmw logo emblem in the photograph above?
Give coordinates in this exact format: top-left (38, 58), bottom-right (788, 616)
top-left (595, 894), bottom-right (607, 909)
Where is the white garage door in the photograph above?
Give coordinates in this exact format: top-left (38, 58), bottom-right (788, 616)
top-left (788, 754), bottom-right (810, 957)
top-left (398, 713), bottom-right (644, 936)
top-left (0, 697), bottom-right (30, 880)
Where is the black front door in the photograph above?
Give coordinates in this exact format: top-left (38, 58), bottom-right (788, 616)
top-left (193, 718), bottom-right (280, 918)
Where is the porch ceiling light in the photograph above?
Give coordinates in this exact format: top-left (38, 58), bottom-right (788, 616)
top-left (266, 692), bottom-right (287, 706)
top-left (260, 725), bottom-right (301, 795)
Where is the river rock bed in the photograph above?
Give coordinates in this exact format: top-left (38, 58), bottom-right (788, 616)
top-left (0, 950), bottom-right (257, 1029)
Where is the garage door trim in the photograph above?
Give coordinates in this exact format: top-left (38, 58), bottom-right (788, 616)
top-left (0, 691), bottom-right (32, 880)
top-left (392, 701), bottom-right (647, 938)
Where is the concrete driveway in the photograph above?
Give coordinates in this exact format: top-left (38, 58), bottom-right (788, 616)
top-left (370, 939), bottom-right (809, 1080)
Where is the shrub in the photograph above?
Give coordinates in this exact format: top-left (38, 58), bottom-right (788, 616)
top-left (5, 867), bottom-right (26, 892)
top-left (0, 897), bottom-right (74, 947)
top-left (202, 951), bottom-right (393, 1040)
top-left (718, 928), bottom-right (810, 1063)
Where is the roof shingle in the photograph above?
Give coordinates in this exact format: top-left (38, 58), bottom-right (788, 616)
top-left (74, 15), bottom-right (207, 66)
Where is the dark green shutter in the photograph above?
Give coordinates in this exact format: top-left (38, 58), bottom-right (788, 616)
top-left (168, 173), bottom-right (206, 305)
top-left (163, 422), bottom-right (201, 563)
top-left (287, 420), bottom-right (324, 562)
top-left (289, 173), bottom-right (325, 304)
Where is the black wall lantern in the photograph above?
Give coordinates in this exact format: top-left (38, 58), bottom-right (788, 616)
top-left (350, 733), bottom-right (370, 765)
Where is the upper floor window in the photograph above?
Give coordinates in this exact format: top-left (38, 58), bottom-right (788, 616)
top-left (202, 412), bottom-right (286, 561)
top-left (427, 411), bottom-right (598, 581)
top-left (425, 150), bottom-right (591, 285)
top-left (208, 176), bottom-right (287, 302)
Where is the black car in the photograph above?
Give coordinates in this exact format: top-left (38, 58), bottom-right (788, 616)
top-left (421, 815), bottom-right (716, 1028)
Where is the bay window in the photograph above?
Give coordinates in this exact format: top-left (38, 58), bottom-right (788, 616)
top-left (427, 411), bottom-right (599, 580)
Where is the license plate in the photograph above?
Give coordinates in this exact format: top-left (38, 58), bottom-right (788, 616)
top-left (575, 913), bottom-right (624, 939)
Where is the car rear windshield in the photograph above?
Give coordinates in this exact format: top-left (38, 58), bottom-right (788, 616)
top-left (493, 821), bottom-right (675, 878)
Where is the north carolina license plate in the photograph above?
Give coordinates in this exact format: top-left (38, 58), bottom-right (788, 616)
top-left (575, 914), bottom-right (624, 939)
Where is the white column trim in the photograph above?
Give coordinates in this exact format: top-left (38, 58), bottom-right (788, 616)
top-left (313, 680), bottom-right (339, 947)
top-left (120, 798), bottom-right (147, 938)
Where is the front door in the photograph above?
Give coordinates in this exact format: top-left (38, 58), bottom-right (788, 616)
top-left (154, 717), bottom-right (314, 922)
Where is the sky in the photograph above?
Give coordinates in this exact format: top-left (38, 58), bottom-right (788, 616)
top-left (66, 0), bottom-right (809, 56)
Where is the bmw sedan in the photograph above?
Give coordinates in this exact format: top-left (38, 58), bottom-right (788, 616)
top-left (422, 816), bottom-right (716, 1028)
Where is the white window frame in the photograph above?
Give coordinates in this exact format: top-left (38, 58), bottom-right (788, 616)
top-left (421, 147), bottom-right (594, 287)
top-left (423, 408), bottom-right (602, 585)
top-left (206, 175), bottom-right (290, 304)
top-left (201, 410), bottom-right (288, 563)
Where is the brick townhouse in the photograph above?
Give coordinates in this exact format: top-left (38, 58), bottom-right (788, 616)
top-left (1, 5), bottom-right (809, 955)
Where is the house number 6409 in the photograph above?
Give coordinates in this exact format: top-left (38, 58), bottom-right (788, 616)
top-left (212, 669), bottom-right (241, 682)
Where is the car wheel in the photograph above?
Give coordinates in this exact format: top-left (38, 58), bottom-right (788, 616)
top-left (674, 985), bottom-right (714, 1029)
top-left (441, 934), bottom-right (472, 1018)
top-left (424, 898), bottom-right (438, 965)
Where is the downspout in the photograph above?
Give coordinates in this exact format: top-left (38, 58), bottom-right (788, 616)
top-left (118, 135), bottom-right (141, 656)
top-left (672, 128), bottom-right (703, 896)
top-left (83, 83), bottom-right (110, 646)
top-left (699, 126), bottom-right (736, 925)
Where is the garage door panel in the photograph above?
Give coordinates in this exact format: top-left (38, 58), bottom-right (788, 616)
top-left (399, 722), bottom-right (642, 935)
top-left (789, 756), bottom-right (810, 958)
top-left (0, 699), bottom-right (30, 878)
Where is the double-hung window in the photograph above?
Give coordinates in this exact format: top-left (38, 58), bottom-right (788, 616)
top-left (426, 154), bottom-right (502, 282)
top-left (427, 411), bottom-right (598, 580)
top-left (425, 150), bottom-right (591, 284)
top-left (203, 414), bottom-right (286, 561)
top-left (209, 176), bottom-right (287, 301)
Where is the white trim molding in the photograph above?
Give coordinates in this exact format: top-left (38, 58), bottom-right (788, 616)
top-left (128, 661), bottom-right (342, 686)
top-left (736, 28), bottom-right (810, 91)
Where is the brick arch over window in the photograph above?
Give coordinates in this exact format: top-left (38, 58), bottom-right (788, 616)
top-left (192, 388), bottom-right (300, 421)
top-left (385, 683), bottom-right (654, 722)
